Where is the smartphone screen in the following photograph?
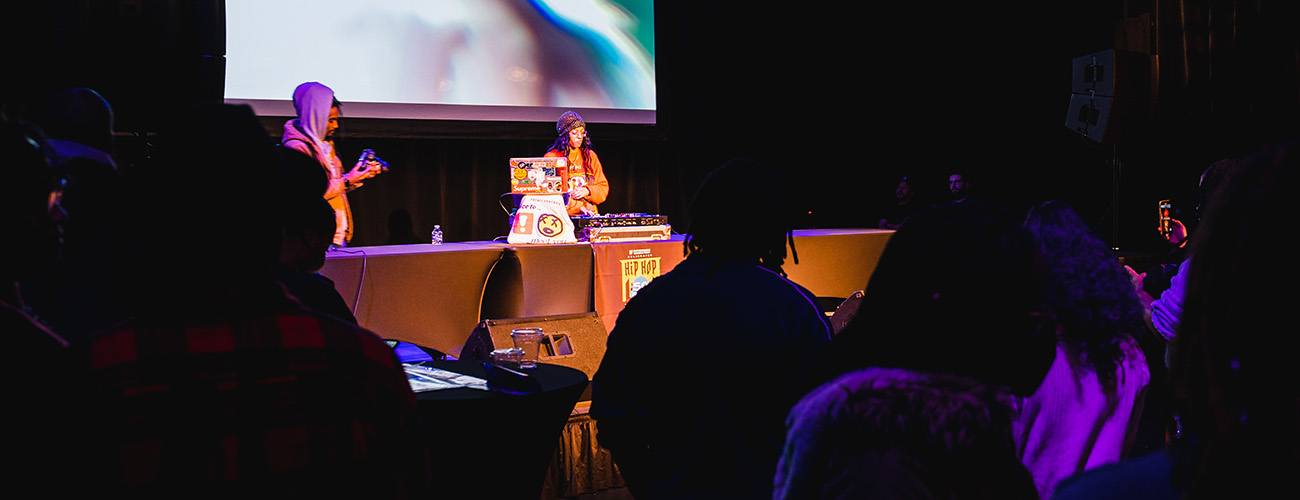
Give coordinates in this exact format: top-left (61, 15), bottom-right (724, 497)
top-left (1158, 199), bottom-right (1173, 237)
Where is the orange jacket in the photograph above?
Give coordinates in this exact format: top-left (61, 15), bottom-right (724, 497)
top-left (545, 148), bottom-right (609, 216)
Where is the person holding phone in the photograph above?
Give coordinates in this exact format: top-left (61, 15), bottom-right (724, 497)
top-left (1157, 200), bottom-right (1189, 249)
top-left (1127, 159), bottom-right (1240, 341)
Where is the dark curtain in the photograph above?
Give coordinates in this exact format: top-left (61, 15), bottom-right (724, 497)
top-left (316, 121), bottom-right (682, 246)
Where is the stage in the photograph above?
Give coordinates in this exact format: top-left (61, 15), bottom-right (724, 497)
top-left (320, 228), bottom-right (893, 357)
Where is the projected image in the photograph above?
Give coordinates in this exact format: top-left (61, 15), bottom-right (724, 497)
top-left (225, 0), bottom-right (655, 119)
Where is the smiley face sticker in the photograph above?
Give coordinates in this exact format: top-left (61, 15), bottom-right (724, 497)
top-left (537, 213), bottom-right (564, 237)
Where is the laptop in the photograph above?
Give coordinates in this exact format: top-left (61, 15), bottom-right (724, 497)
top-left (509, 157), bottom-right (567, 195)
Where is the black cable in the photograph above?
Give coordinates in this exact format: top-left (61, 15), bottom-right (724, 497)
top-left (498, 192), bottom-right (518, 217)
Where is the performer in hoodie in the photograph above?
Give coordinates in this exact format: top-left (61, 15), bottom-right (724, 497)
top-left (281, 82), bottom-right (382, 246)
top-left (544, 111), bottom-right (609, 216)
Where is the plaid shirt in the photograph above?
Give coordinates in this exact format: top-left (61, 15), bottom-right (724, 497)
top-left (80, 306), bottom-right (425, 497)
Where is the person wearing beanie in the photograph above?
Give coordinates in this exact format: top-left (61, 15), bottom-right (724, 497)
top-left (544, 111), bottom-right (609, 216)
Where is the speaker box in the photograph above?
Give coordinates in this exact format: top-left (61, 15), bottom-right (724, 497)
top-left (460, 312), bottom-right (608, 378)
top-left (1065, 49), bottom-right (1149, 144)
top-left (1066, 93), bottom-right (1117, 143)
top-left (1069, 49), bottom-right (1147, 97)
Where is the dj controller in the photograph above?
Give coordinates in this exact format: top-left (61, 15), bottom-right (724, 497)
top-left (571, 213), bottom-right (671, 242)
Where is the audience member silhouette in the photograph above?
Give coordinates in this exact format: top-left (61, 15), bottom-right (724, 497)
top-left (273, 147), bottom-right (358, 324)
top-left (0, 117), bottom-right (77, 492)
top-left (947, 169), bottom-right (973, 204)
top-left (22, 87), bottom-right (125, 340)
top-left (591, 159), bottom-right (832, 499)
top-left (878, 175), bottom-right (918, 229)
top-left (1016, 200), bottom-right (1150, 498)
top-left (76, 104), bottom-right (424, 498)
top-left (780, 203), bottom-right (1055, 499)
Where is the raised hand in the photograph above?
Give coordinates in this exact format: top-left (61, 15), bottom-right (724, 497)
top-left (1159, 218), bottom-right (1188, 247)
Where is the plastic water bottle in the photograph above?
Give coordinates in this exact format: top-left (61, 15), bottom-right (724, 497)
top-left (430, 225), bottom-right (444, 245)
